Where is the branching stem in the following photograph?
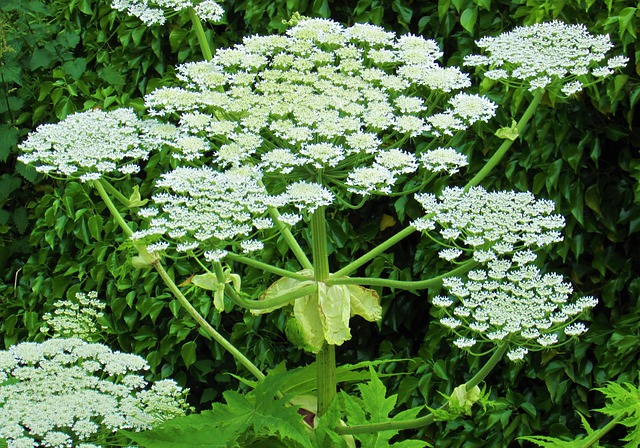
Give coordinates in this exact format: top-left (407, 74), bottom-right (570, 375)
top-left (465, 89), bottom-right (544, 190)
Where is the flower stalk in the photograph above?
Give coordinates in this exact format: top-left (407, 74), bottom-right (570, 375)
top-left (465, 89), bottom-right (545, 190)
top-left (187, 7), bottom-right (213, 61)
top-left (93, 178), bottom-right (264, 380)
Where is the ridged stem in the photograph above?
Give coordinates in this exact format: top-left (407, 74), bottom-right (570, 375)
top-left (187, 7), bottom-right (213, 61)
top-left (310, 207), bottom-right (336, 417)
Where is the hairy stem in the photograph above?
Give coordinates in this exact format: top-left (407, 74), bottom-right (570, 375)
top-left (332, 226), bottom-right (417, 278)
top-left (225, 252), bottom-right (311, 281)
top-left (465, 89), bottom-right (544, 190)
top-left (269, 208), bottom-right (314, 271)
top-left (154, 261), bottom-right (265, 380)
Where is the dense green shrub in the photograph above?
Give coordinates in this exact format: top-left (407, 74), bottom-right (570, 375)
top-left (1, 0), bottom-right (639, 445)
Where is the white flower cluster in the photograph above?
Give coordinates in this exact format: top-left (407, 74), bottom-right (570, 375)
top-left (111, 0), bottom-right (223, 25)
top-left (17, 109), bottom-right (168, 182)
top-left (464, 21), bottom-right (628, 93)
top-left (145, 18), bottom-right (496, 196)
top-left (412, 186), bottom-right (565, 261)
top-left (40, 291), bottom-right (107, 341)
top-left (0, 338), bottom-right (190, 447)
top-left (433, 263), bottom-right (598, 360)
top-left (133, 165), bottom-right (297, 253)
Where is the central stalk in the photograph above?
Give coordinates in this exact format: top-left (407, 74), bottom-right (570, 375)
top-left (310, 206), bottom-right (336, 417)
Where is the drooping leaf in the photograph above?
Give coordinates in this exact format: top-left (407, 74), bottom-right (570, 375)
top-left (317, 283), bottom-right (351, 346)
top-left (293, 291), bottom-right (325, 353)
top-left (346, 284), bottom-right (381, 321)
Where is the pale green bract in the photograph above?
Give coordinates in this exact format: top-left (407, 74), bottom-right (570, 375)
top-left (251, 271), bottom-right (382, 353)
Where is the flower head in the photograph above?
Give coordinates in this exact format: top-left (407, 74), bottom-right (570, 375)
top-left (413, 186), bottom-right (565, 262)
top-left (433, 264), bottom-right (597, 359)
top-left (464, 21), bottom-right (628, 92)
top-left (40, 292), bottom-right (106, 342)
top-left (18, 109), bottom-right (166, 182)
top-left (145, 18), bottom-right (495, 198)
top-left (111, 0), bottom-right (224, 25)
top-left (0, 338), bottom-right (190, 447)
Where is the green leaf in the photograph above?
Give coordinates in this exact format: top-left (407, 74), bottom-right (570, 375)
top-left (62, 57), bottom-right (87, 80)
top-left (343, 368), bottom-right (427, 447)
top-left (437, 0), bottom-right (451, 20)
top-left (472, 0), bottom-right (491, 11)
top-left (128, 185), bottom-right (148, 207)
top-left (181, 341), bottom-right (197, 367)
top-left (459, 7), bottom-right (477, 33)
top-left (56, 30), bottom-right (80, 49)
top-left (0, 125), bottom-right (18, 162)
top-left (123, 412), bottom-right (237, 447)
top-left (99, 65), bottom-right (126, 87)
top-left (13, 207), bottom-right (28, 234)
top-left (0, 174), bottom-right (21, 202)
top-left (30, 47), bottom-right (55, 70)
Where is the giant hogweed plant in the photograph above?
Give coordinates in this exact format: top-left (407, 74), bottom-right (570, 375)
top-left (12, 8), bottom-right (630, 446)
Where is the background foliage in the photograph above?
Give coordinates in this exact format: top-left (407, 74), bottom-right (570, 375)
top-left (1, 0), bottom-right (638, 445)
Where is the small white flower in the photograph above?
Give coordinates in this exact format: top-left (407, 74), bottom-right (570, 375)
top-left (204, 249), bottom-right (227, 262)
top-left (285, 181), bottom-right (334, 212)
top-left (564, 322), bottom-right (588, 336)
top-left (507, 347), bottom-right (528, 361)
top-left (440, 317), bottom-right (462, 329)
top-left (439, 248), bottom-right (463, 261)
top-left (453, 337), bottom-right (477, 349)
top-left (240, 239), bottom-right (264, 253)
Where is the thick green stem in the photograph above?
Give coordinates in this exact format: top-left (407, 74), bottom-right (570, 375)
top-left (224, 252), bottom-right (311, 281)
top-left (465, 89), bottom-right (544, 190)
top-left (334, 344), bottom-right (509, 435)
top-left (310, 207), bottom-right (336, 416)
top-left (326, 260), bottom-right (477, 290)
top-left (187, 7), bottom-right (213, 61)
top-left (92, 179), bottom-right (264, 380)
top-left (269, 208), bottom-right (314, 271)
top-left (332, 226), bottom-right (416, 278)
top-left (317, 344), bottom-right (336, 418)
top-left (99, 179), bottom-right (130, 207)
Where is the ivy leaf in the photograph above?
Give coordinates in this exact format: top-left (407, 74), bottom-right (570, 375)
top-left (62, 57), bottom-right (87, 80)
top-left (342, 368), bottom-right (428, 447)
